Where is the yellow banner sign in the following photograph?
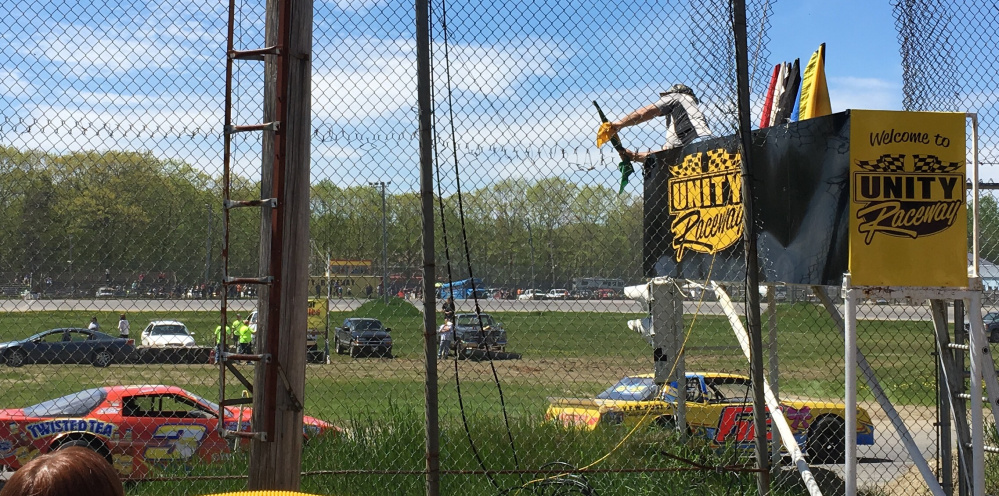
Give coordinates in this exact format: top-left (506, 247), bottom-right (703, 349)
top-left (849, 110), bottom-right (966, 287)
top-left (668, 149), bottom-right (743, 261)
top-left (307, 298), bottom-right (327, 331)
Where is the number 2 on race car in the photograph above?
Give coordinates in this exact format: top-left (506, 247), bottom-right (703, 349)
top-left (143, 424), bottom-right (208, 461)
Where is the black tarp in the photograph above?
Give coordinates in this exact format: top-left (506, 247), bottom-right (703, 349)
top-left (643, 111), bottom-right (851, 285)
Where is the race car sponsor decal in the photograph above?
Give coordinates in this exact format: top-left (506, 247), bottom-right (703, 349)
top-left (112, 454), bottom-right (135, 475)
top-left (143, 424), bottom-right (208, 461)
top-left (26, 419), bottom-right (115, 439)
top-left (14, 446), bottom-right (39, 466)
top-left (224, 421), bottom-right (251, 432)
top-left (555, 412), bottom-right (599, 428)
top-left (783, 405), bottom-right (813, 431)
top-left (714, 405), bottom-right (815, 444)
top-left (0, 439), bottom-right (13, 457)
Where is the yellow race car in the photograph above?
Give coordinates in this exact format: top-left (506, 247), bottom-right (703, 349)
top-left (546, 372), bottom-right (875, 463)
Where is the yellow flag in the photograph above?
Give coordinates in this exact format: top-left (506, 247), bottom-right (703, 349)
top-left (798, 43), bottom-right (831, 120)
top-left (596, 122), bottom-right (614, 148)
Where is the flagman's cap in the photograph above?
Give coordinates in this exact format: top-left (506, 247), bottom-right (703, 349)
top-left (660, 83), bottom-right (698, 103)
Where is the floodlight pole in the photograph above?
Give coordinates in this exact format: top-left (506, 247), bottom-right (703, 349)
top-left (415, 0), bottom-right (440, 493)
top-left (205, 203), bottom-right (213, 290)
top-left (733, 0), bottom-right (770, 494)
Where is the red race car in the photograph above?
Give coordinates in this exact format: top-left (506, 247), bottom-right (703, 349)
top-left (0, 385), bottom-right (335, 479)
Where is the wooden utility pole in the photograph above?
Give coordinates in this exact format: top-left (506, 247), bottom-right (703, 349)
top-left (248, 0), bottom-right (312, 486)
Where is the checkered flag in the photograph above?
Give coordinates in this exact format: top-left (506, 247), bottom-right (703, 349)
top-left (913, 154), bottom-right (962, 173)
top-left (855, 153), bottom-right (905, 172)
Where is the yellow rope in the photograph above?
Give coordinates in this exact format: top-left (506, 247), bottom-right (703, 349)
top-left (516, 257), bottom-right (717, 493)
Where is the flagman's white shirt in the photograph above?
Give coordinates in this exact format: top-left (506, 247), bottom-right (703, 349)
top-left (653, 93), bottom-right (711, 149)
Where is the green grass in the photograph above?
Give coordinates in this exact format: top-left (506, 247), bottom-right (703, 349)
top-left (0, 300), bottom-right (942, 413)
top-left (0, 299), bottom-right (945, 495)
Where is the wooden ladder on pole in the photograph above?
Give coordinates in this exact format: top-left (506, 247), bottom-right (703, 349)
top-left (217, 0), bottom-right (296, 443)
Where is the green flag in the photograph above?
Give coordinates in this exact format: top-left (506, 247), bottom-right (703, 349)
top-left (618, 161), bottom-right (634, 194)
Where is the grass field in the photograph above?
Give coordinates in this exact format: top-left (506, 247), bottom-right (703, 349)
top-left (0, 299), bottom-right (943, 495)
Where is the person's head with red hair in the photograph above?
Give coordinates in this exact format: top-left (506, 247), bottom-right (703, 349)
top-left (0, 446), bottom-right (123, 496)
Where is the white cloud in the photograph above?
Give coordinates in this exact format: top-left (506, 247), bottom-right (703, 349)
top-left (0, 69), bottom-right (34, 98)
top-left (29, 22), bottom-right (217, 77)
top-left (312, 37), bottom-right (570, 122)
top-left (329, 0), bottom-right (384, 12)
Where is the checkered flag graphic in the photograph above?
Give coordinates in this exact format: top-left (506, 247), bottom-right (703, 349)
top-left (855, 153), bottom-right (905, 171)
top-left (913, 154), bottom-right (962, 173)
top-left (706, 149), bottom-right (739, 172)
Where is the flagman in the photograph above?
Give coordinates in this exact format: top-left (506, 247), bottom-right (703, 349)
top-left (598, 83), bottom-right (711, 163)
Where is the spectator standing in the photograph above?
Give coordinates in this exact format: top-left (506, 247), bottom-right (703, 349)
top-left (117, 314), bottom-right (130, 339)
top-left (438, 321), bottom-right (454, 360)
top-left (212, 323), bottom-right (231, 364)
top-left (88, 317), bottom-right (100, 331)
top-left (0, 446), bottom-right (124, 496)
top-left (442, 296), bottom-right (455, 323)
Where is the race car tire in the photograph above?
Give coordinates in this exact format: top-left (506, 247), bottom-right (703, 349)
top-left (349, 345), bottom-right (360, 358)
top-left (54, 438), bottom-right (113, 465)
top-left (806, 416), bottom-right (846, 464)
top-left (5, 348), bottom-right (26, 367)
top-left (653, 415), bottom-right (691, 435)
top-left (91, 349), bottom-right (114, 368)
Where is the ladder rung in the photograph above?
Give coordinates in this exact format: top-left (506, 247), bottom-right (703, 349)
top-left (225, 122), bottom-right (280, 134)
top-left (220, 397), bottom-right (253, 407)
top-left (225, 276), bottom-right (273, 285)
top-left (224, 353), bottom-right (271, 363)
top-left (225, 198), bottom-right (277, 209)
top-left (955, 393), bottom-right (989, 402)
top-left (963, 443), bottom-right (999, 454)
top-left (229, 46), bottom-right (280, 60)
top-left (222, 429), bottom-right (267, 441)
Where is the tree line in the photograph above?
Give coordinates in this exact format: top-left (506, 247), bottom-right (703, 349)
top-left (0, 147), bottom-right (646, 293)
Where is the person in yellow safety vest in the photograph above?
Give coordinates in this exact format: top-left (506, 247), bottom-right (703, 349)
top-left (236, 320), bottom-right (253, 363)
top-left (231, 314), bottom-right (243, 344)
top-left (212, 324), bottom-right (230, 364)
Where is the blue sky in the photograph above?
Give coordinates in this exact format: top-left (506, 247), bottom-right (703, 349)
top-left (768, 0), bottom-right (903, 113)
top-left (0, 0), bottom-right (931, 190)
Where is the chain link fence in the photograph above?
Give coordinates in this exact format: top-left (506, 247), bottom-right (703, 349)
top-left (0, 0), bottom-right (997, 494)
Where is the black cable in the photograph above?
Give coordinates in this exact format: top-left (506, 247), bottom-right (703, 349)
top-left (436, 0), bottom-right (521, 479)
top-left (429, 0), bottom-right (503, 489)
top-left (495, 462), bottom-right (598, 496)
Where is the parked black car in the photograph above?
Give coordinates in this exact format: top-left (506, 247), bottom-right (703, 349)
top-left (452, 313), bottom-right (507, 353)
top-left (966, 312), bottom-right (999, 343)
top-left (334, 318), bottom-right (393, 358)
top-left (0, 328), bottom-right (135, 367)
